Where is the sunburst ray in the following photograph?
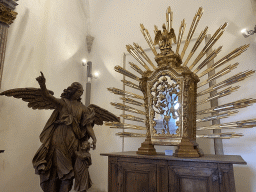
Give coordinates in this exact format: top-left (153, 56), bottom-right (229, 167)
top-left (188, 22), bottom-right (228, 70)
top-left (180, 7), bottom-right (203, 59)
top-left (183, 26), bottom-right (208, 66)
top-left (176, 19), bottom-right (186, 54)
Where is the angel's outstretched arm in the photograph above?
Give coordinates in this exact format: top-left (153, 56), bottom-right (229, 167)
top-left (36, 72), bottom-right (64, 107)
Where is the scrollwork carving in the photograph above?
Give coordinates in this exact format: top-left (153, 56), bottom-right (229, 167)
top-left (150, 75), bottom-right (181, 136)
top-left (182, 76), bottom-right (191, 138)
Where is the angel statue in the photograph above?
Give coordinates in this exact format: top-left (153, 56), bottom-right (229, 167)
top-left (0, 72), bottom-right (119, 192)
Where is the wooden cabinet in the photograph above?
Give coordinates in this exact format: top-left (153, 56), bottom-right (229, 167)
top-left (101, 151), bottom-right (246, 192)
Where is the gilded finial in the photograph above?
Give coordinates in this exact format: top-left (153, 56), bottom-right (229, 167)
top-left (154, 23), bottom-right (177, 55)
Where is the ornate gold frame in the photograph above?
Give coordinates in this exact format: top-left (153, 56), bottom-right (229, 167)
top-left (107, 6), bottom-right (256, 157)
top-left (148, 69), bottom-right (182, 145)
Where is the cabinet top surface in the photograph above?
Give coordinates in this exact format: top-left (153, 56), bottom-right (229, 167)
top-left (100, 151), bottom-right (247, 165)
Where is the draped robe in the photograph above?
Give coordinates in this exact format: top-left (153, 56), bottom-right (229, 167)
top-left (32, 98), bottom-right (95, 191)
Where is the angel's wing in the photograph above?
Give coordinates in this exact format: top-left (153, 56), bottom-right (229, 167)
top-left (168, 28), bottom-right (177, 44)
top-left (0, 88), bottom-right (57, 110)
top-left (154, 30), bottom-right (162, 45)
top-left (88, 104), bottom-right (120, 125)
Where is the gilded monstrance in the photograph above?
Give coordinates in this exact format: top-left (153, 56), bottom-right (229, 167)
top-left (106, 6), bottom-right (256, 157)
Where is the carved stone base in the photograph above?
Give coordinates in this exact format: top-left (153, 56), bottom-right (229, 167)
top-left (136, 138), bottom-right (157, 155)
top-left (173, 138), bottom-right (202, 158)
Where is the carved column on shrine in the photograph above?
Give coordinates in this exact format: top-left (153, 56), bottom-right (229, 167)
top-left (0, 0), bottom-right (18, 88)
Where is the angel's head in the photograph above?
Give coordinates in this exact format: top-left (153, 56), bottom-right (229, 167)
top-left (61, 82), bottom-right (84, 101)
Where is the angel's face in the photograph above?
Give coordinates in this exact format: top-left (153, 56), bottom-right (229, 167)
top-left (71, 87), bottom-right (84, 100)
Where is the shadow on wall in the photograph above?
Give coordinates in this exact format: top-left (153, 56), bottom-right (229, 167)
top-left (8, 8), bottom-right (30, 56)
top-left (234, 165), bottom-right (253, 192)
top-left (77, 0), bottom-right (90, 19)
top-left (3, 8), bottom-right (32, 88)
top-left (13, 46), bottom-right (35, 87)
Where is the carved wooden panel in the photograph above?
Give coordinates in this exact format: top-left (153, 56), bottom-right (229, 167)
top-left (218, 164), bottom-right (236, 192)
top-left (117, 161), bottom-right (157, 192)
top-left (168, 161), bottom-right (219, 192)
top-left (102, 152), bottom-right (247, 192)
top-left (157, 160), bottom-right (169, 191)
top-left (108, 157), bottom-right (119, 192)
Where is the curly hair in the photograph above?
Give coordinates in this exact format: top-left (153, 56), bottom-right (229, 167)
top-left (60, 82), bottom-right (83, 101)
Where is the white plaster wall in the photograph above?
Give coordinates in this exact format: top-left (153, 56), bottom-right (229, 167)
top-left (0, 0), bottom-right (256, 192)
top-left (0, 0), bottom-right (89, 191)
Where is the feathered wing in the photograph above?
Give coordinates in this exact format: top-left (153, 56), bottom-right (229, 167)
top-left (0, 88), bottom-right (57, 110)
top-left (88, 104), bottom-right (120, 125)
top-left (168, 28), bottom-right (177, 44)
top-left (154, 30), bottom-right (162, 45)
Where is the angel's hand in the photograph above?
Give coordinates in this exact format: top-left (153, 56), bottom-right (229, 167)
top-left (36, 71), bottom-right (46, 86)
